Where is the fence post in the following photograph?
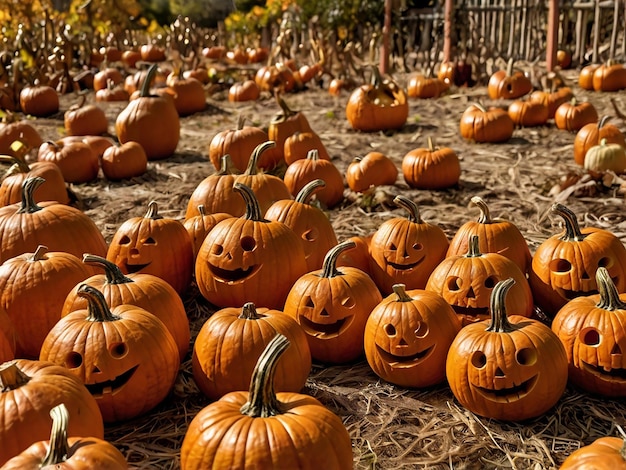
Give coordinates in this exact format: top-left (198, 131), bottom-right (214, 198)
top-left (547, 0), bottom-right (559, 70)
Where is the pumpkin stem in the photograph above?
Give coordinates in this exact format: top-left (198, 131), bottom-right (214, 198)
top-left (306, 148), bottom-right (320, 161)
top-left (239, 302), bottom-right (263, 320)
top-left (370, 64), bottom-right (382, 87)
top-left (598, 115), bottom-right (611, 129)
top-left (218, 154), bottom-right (240, 176)
top-left (78, 284), bottom-right (120, 322)
top-left (140, 63), bottom-right (159, 98)
top-left (470, 102), bottom-right (487, 113)
top-left (320, 240), bottom-right (356, 278)
top-left (234, 182), bottom-right (265, 222)
top-left (471, 196), bottom-right (493, 224)
top-left (236, 114), bottom-right (246, 130)
top-left (0, 361), bottom-right (31, 391)
top-left (240, 333), bottom-right (289, 418)
top-left (505, 57), bottom-right (514, 76)
top-left (28, 245), bottom-right (49, 262)
top-left (197, 204), bottom-right (206, 217)
top-left (486, 278), bottom-right (516, 333)
top-left (17, 176), bottom-right (44, 214)
top-left (295, 179), bottom-right (325, 204)
top-left (426, 136), bottom-right (435, 152)
top-left (275, 95), bottom-right (297, 119)
top-left (551, 203), bottom-right (586, 242)
top-left (82, 254), bottom-right (133, 285)
top-left (392, 283), bottom-right (413, 302)
top-left (393, 195), bottom-right (423, 223)
top-left (0, 154), bottom-right (30, 174)
top-left (595, 267), bottom-right (626, 311)
top-left (244, 141), bottom-right (276, 175)
top-left (144, 200), bottom-right (163, 220)
top-left (41, 404), bottom-right (70, 466)
top-left (465, 235), bottom-right (483, 258)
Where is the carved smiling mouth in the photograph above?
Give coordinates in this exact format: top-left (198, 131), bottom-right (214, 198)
top-left (124, 262), bottom-right (151, 273)
top-left (209, 264), bottom-right (258, 282)
top-left (85, 365), bottom-right (138, 397)
top-left (452, 305), bottom-right (489, 323)
top-left (557, 276), bottom-right (619, 300)
top-left (473, 375), bottom-right (537, 402)
top-left (582, 361), bottom-right (626, 380)
top-left (375, 344), bottom-right (433, 368)
top-left (299, 313), bottom-right (353, 338)
top-left (387, 256), bottom-right (425, 271)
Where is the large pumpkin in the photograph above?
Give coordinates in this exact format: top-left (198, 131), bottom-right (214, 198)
top-left (529, 203), bottom-right (626, 319)
top-left (446, 278), bottom-right (568, 421)
top-left (487, 58), bottom-right (533, 100)
top-left (39, 284), bottom-right (179, 423)
top-left (364, 283), bottom-right (461, 388)
top-left (181, 334), bottom-right (353, 470)
top-left (283, 240), bottom-right (383, 364)
top-left (402, 137), bottom-right (461, 189)
top-left (106, 200), bottom-right (194, 295)
top-left (195, 182), bottom-right (307, 309)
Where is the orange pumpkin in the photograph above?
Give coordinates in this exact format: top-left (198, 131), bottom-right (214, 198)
top-left (554, 98), bottom-right (599, 132)
top-left (560, 435), bottom-right (626, 469)
top-left (63, 93), bottom-right (108, 136)
top-left (507, 99), bottom-right (549, 127)
top-left (183, 205), bottom-right (232, 260)
top-left (101, 141), bottom-right (148, 181)
top-left (283, 149), bottom-right (344, 208)
top-left (593, 60), bottom-right (626, 92)
top-left (283, 130), bottom-right (330, 165)
top-left (267, 95), bottom-right (312, 165)
top-left (37, 139), bottom-right (99, 184)
top-left (345, 151), bottom-right (398, 193)
top-left (402, 137), bottom-right (461, 189)
top-left (228, 79), bottom-right (260, 102)
top-left (165, 68), bottom-right (207, 116)
top-left (19, 83), bottom-right (59, 117)
top-left (487, 59), bottom-right (532, 99)
top-left (529, 86), bottom-right (574, 119)
top-left (573, 116), bottom-right (626, 166)
top-left (579, 63), bottom-right (600, 90)
top-left (459, 103), bottom-right (514, 143)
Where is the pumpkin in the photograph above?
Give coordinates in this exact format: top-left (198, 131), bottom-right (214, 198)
top-left (283, 240), bottom-right (383, 364)
top-left (208, 115), bottom-right (275, 172)
top-left (93, 67), bottom-right (123, 92)
top-left (95, 81), bottom-right (130, 102)
top-left (556, 49), bottom-right (572, 69)
top-left (364, 283), bottom-right (461, 388)
top-left (592, 60), bottom-right (626, 92)
top-left (115, 64), bottom-right (180, 160)
top-left (180, 334), bottom-right (353, 470)
top-left (369, 195), bottom-right (449, 295)
top-left (446, 278), bottom-right (568, 421)
top-left (529, 86), bottom-right (574, 119)
top-left (584, 138), bottom-right (626, 174)
top-left (255, 63), bottom-right (296, 94)
top-left (39, 284), bottom-right (179, 423)
top-left (346, 66), bottom-right (408, 132)
top-left (63, 93), bottom-right (108, 136)
top-left (139, 44), bottom-right (166, 62)
top-left (19, 83), bottom-right (59, 117)
top-left (267, 95), bottom-right (312, 165)
top-left (234, 141), bottom-right (293, 214)
top-left (574, 116), bottom-right (626, 166)
top-left (164, 68), bottom-right (206, 116)
top-left (195, 182), bottom-right (308, 309)
top-left (37, 140), bottom-right (99, 184)
top-left (0, 145), bottom-right (69, 206)
top-left (0, 359), bottom-right (104, 466)
top-left (265, 179), bottom-right (338, 272)
top-left (101, 141), bottom-right (148, 181)
top-left (507, 99), bottom-right (549, 127)
top-left (183, 205), bottom-right (232, 260)
top-left (328, 75), bottom-right (356, 96)
top-left (1, 403), bottom-right (128, 469)
top-left (185, 154), bottom-right (245, 218)
top-left (529, 202), bottom-right (626, 319)
top-left (579, 63), bottom-right (600, 90)
top-left (0, 246), bottom-right (91, 358)
top-left (554, 98), bottom-right (599, 132)
top-left (552, 267), bottom-right (626, 397)
top-left (487, 58), bottom-right (533, 100)
top-left (345, 151), bottom-right (398, 193)
top-left (336, 234), bottom-right (373, 274)
top-left (122, 49), bottom-right (142, 68)
top-left (228, 79), bottom-right (260, 102)
top-left (426, 235), bottom-right (533, 327)
top-left (192, 302), bottom-right (311, 400)
top-left (283, 149), bottom-right (344, 208)
top-left (446, 195), bottom-right (532, 275)
top-left (106, 200), bottom-right (194, 295)
top-left (0, 177), bottom-right (108, 264)
top-left (0, 305), bottom-right (14, 363)
top-left (283, 130), bottom-right (330, 165)
top-left (402, 136), bottom-right (461, 189)
top-left (407, 73), bottom-right (446, 99)
top-left (459, 102), bottom-right (514, 143)
top-left (0, 113), bottom-right (43, 157)
top-left (59, 135), bottom-right (114, 160)
top-left (62, 254), bottom-right (190, 362)
top-left (560, 435), bottom-right (626, 469)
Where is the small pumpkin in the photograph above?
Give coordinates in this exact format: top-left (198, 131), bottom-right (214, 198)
top-left (402, 136), bottom-right (461, 189)
top-left (592, 60), bottom-right (626, 92)
top-left (507, 99), bottom-right (549, 127)
top-left (584, 138), bottom-right (626, 174)
top-left (183, 205), bottom-right (232, 260)
top-left (406, 73), bottom-right (446, 99)
top-left (101, 141), bottom-right (148, 181)
top-left (283, 130), bottom-right (330, 165)
top-left (446, 278), bottom-right (568, 421)
top-left (228, 79), bottom-right (260, 102)
top-left (283, 240), bottom-right (383, 364)
top-left (574, 116), bottom-right (626, 166)
top-left (37, 139), bottom-right (100, 184)
top-left (19, 83), bottom-right (59, 117)
top-left (63, 93), bottom-right (108, 136)
top-left (345, 151), bottom-right (398, 193)
top-left (93, 67), bottom-right (123, 92)
top-left (459, 102), bottom-right (514, 143)
top-left (1, 403), bottom-right (128, 469)
top-left (346, 66), bottom-right (408, 132)
top-left (192, 302), bottom-right (311, 400)
top-left (579, 63), bottom-right (600, 90)
top-left (39, 284), bottom-right (180, 423)
top-left (283, 149), bottom-right (344, 208)
top-left (560, 435), bottom-right (626, 469)
top-left (0, 112), bottom-right (43, 157)
top-left (529, 86), bottom-right (574, 119)
top-left (267, 95), bottom-right (312, 165)
top-left (165, 67), bottom-right (206, 116)
top-left (487, 58), bottom-right (533, 100)
top-left (554, 98), bottom-right (599, 132)
top-left (180, 334), bottom-right (353, 470)
top-left (364, 283), bottom-right (461, 388)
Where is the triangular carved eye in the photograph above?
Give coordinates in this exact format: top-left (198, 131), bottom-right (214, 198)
top-left (611, 343), bottom-right (622, 355)
top-left (119, 235), bottom-right (131, 245)
top-left (305, 296), bottom-right (314, 308)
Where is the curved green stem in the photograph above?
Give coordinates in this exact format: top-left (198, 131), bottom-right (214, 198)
top-left (486, 278), bottom-right (516, 333)
top-left (320, 240), bottom-right (356, 278)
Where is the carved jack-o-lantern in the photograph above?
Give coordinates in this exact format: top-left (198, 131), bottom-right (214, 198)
top-left (369, 195), bottom-right (449, 295)
top-left (426, 235), bottom-right (533, 327)
top-left (364, 284), bottom-right (461, 388)
top-left (552, 267), bottom-right (626, 397)
top-left (39, 285), bottom-right (180, 423)
top-left (195, 183), bottom-right (307, 309)
top-left (284, 240), bottom-right (383, 364)
top-left (529, 203), bottom-right (626, 319)
top-left (446, 278), bottom-right (568, 421)
top-left (106, 200), bottom-right (194, 295)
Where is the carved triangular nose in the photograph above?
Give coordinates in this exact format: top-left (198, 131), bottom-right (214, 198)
top-left (582, 271), bottom-right (590, 279)
top-left (495, 367), bottom-right (505, 377)
top-left (398, 338), bottom-right (408, 346)
top-left (467, 287), bottom-right (476, 299)
top-left (612, 343), bottom-right (622, 355)
top-left (319, 309), bottom-right (330, 317)
top-left (92, 366), bottom-right (101, 373)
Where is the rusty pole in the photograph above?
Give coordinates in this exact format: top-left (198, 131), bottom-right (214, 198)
top-left (443, 0), bottom-right (453, 63)
top-left (380, 0), bottom-right (392, 74)
top-left (546, 0), bottom-right (559, 71)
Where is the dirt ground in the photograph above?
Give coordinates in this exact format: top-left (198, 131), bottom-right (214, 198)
top-left (25, 69), bottom-right (626, 469)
